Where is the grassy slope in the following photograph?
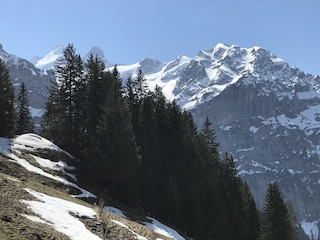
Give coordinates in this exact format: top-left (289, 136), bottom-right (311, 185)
top-left (0, 150), bottom-right (174, 240)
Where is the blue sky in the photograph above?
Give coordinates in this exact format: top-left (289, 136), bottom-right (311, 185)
top-left (1, 0), bottom-right (319, 75)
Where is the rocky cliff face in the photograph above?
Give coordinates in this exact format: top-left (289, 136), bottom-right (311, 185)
top-left (193, 68), bottom-right (320, 239)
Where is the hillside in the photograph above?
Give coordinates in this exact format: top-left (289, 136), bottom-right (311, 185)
top-left (0, 134), bottom-right (185, 240)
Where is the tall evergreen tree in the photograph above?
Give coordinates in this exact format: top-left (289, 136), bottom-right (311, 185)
top-left (85, 54), bottom-right (107, 136)
top-left (0, 59), bottom-right (15, 137)
top-left (15, 82), bottom-right (33, 134)
top-left (200, 116), bottom-right (220, 172)
top-left (133, 69), bottom-right (149, 102)
top-left (259, 181), bottom-right (298, 240)
top-left (96, 66), bottom-right (140, 206)
top-left (241, 181), bottom-right (260, 240)
top-left (46, 44), bottom-right (86, 155)
top-left (41, 80), bottom-right (63, 142)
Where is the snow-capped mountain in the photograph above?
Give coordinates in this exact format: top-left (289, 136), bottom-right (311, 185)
top-left (30, 45), bottom-right (64, 73)
top-left (83, 46), bottom-right (110, 67)
top-left (32, 45), bottom-right (111, 72)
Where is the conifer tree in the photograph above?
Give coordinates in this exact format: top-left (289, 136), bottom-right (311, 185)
top-left (85, 54), bottom-right (107, 136)
top-left (53, 44), bottom-right (86, 155)
top-left (15, 82), bottom-right (34, 134)
top-left (0, 59), bottom-right (15, 137)
top-left (96, 66), bottom-right (140, 206)
top-left (133, 69), bottom-right (149, 101)
top-left (259, 181), bottom-right (298, 240)
top-left (41, 80), bottom-right (63, 142)
top-left (241, 181), bottom-right (260, 240)
top-left (200, 116), bottom-right (220, 172)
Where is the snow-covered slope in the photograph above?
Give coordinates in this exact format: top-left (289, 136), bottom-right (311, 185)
top-left (0, 134), bottom-right (184, 240)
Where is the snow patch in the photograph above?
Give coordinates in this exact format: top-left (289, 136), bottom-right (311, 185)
top-left (104, 206), bottom-right (127, 219)
top-left (111, 219), bottom-right (147, 240)
top-left (143, 217), bottom-right (185, 240)
top-left (237, 146), bottom-right (254, 152)
top-left (301, 220), bottom-right (319, 240)
top-left (32, 154), bottom-right (75, 172)
top-left (249, 126), bottom-right (259, 133)
top-left (13, 133), bottom-right (73, 158)
top-left (29, 107), bottom-right (43, 118)
top-left (21, 188), bottom-right (101, 240)
top-left (7, 152), bottom-right (95, 198)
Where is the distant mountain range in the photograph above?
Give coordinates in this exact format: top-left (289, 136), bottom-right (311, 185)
top-left (1, 43), bottom-right (320, 239)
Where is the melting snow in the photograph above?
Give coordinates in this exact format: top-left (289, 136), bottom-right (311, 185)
top-left (13, 133), bottom-right (71, 156)
top-left (104, 206), bottom-right (128, 219)
top-left (7, 152), bottom-right (95, 198)
top-left (143, 217), bottom-right (185, 240)
top-left (21, 188), bottom-right (101, 240)
top-left (111, 219), bottom-right (147, 240)
top-left (32, 154), bottom-right (75, 172)
top-left (0, 134), bottom-right (95, 198)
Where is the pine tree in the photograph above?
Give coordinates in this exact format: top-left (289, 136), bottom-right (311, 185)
top-left (133, 69), bottom-right (149, 101)
top-left (85, 54), bottom-right (107, 136)
top-left (0, 59), bottom-right (15, 137)
top-left (15, 82), bottom-right (34, 134)
top-left (54, 44), bottom-right (86, 155)
top-left (241, 181), bottom-right (260, 240)
top-left (259, 181), bottom-right (298, 240)
top-left (96, 66), bottom-right (140, 206)
top-left (200, 116), bottom-right (220, 172)
top-left (41, 80), bottom-right (63, 142)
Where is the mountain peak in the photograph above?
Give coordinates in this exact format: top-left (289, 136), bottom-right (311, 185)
top-left (85, 46), bottom-right (105, 58)
top-left (33, 45), bottom-right (64, 72)
top-left (83, 46), bottom-right (109, 66)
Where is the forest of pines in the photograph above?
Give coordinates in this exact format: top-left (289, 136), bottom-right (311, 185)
top-left (0, 44), bottom-right (298, 239)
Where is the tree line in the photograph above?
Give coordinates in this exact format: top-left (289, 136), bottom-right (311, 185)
top-left (0, 45), bottom-right (298, 239)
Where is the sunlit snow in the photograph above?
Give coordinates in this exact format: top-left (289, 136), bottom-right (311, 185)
top-left (143, 217), bottom-right (185, 240)
top-left (21, 188), bottom-right (101, 240)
